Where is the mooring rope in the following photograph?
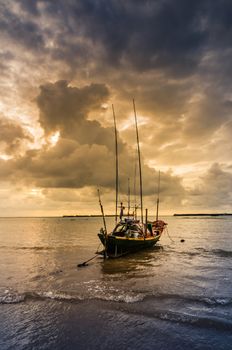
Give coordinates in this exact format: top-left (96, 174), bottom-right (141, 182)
top-left (77, 243), bottom-right (103, 268)
top-left (165, 227), bottom-right (175, 243)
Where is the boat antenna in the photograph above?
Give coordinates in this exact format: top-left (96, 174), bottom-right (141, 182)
top-left (112, 104), bottom-right (119, 224)
top-left (133, 99), bottom-right (143, 224)
top-left (97, 189), bottom-right (107, 235)
top-left (120, 201), bottom-right (124, 220)
top-left (156, 170), bottom-right (161, 221)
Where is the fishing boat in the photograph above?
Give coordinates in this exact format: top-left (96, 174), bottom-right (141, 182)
top-left (97, 100), bottom-right (167, 258)
top-left (98, 217), bottom-right (167, 258)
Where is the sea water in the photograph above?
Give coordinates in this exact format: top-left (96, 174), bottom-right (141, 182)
top-left (0, 216), bottom-right (232, 349)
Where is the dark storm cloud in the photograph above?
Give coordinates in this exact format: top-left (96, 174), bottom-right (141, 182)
top-left (0, 50), bottom-right (15, 77)
top-left (0, 80), bottom-right (185, 204)
top-left (2, 0), bottom-right (232, 213)
top-left (12, 141), bottom-right (116, 189)
top-left (3, 0), bottom-right (232, 78)
top-left (37, 80), bottom-right (118, 151)
top-left (183, 90), bottom-right (232, 142)
top-left (189, 163), bottom-right (232, 209)
top-left (0, 50), bottom-right (14, 61)
top-left (0, 4), bottom-right (44, 50)
top-left (16, 0), bottom-right (39, 16)
top-left (72, 0), bottom-right (232, 75)
top-left (0, 116), bottom-right (32, 154)
top-left (43, 0), bottom-right (208, 76)
top-left (0, 141), bottom-right (185, 202)
top-left (206, 0), bottom-right (232, 48)
top-left (0, 81), bottom-right (118, 188)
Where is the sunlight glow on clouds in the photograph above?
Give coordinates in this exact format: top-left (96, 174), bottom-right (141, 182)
top-left (48, 131), bottom-right (60, 147)
top-left (120, 114), bottom-right (149, 131)
top-left (1, 0), bottom-right (232, 215)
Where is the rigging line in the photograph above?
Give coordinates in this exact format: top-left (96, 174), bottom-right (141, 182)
top-left (112, 104), bottom-right (119, 224)
top-left (77, 242), bottom-right (101, 268)
top-left (77, 254), bottom-right (98, 268)
top-left (133, 99), bottom-right (143, 224)
top-left (96, 242), bottom-right (102, 253)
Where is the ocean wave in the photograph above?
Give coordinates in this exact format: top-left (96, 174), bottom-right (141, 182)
top-left (0, 290), bottom-right (144, 304)
top-left (0, 291), bottom-right (26, 304)
top-left (149, 293), bottom-right (232, 306)
top-left (0, 291), bottom-right (83, 304)
top-left (0, 287), bottom-right (231, 308)
top-left (2, 290), bottom-right (231, 331)
top-left (95, 293), bottom-right (144, 303)
top-left (195, 247), bottom-right (232, 258)
top-left (138, 309), bottom-right (232, 331)
top-left (35, 291), bottom-right (84, 301)
top-left (0, 246), bottom-right (54, 251)
top-left (0, 245), bottom-right (81, 251)
top-left (200, 297), bottom-right (232, 306)
top-left (195, 247), bottom-right (209, 253)
top-left (212, 249), bottom-right (232, 258)
top-left (1, 287), bottom-right (232, 307)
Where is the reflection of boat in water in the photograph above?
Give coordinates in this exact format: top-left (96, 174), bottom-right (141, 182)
top-left (97, 101), bottom-right (167, 258)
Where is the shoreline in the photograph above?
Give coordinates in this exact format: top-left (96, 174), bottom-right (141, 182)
top-left (173, 213), bottom-right (232, 217)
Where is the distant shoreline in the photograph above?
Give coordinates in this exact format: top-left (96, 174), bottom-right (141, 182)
top-left (173, 213), bottom-right (232, 217)
top-left (2, 213), bottom-right (231, 218)
top-left (62, 214), bottom-right (116, 218)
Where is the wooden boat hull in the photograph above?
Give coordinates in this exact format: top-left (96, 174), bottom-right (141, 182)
top-left (98, 233), bottom-right (161, 258)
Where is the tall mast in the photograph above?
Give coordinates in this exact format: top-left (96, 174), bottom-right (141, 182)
top-left (133, 152), bottom-right (137, 220)
top-left (133, 99), bottom-right (143, 224)
top-left (127, 177), bottom-right (130, 217)
top-left (112, 104), bottom-right (119, 223)
top-left (156, 170), bottom-right (160, 221)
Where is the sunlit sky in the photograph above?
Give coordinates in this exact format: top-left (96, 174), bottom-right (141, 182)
top-left (1, 0), bottom-right (232, 216)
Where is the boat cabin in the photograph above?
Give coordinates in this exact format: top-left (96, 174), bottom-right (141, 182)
top-left (112, 219), bottom-right (144, 238)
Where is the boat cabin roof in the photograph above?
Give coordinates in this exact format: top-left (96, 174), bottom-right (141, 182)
top-left (113, 219), bottom-right (143, 234)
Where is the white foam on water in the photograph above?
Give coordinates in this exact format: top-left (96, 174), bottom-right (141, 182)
top-left (36, 290), bottom-right (84, 301)
top-left (0, 292), bottom-right (26, 304)
top-left (99, 292), bottom-right (145, 303)
top-left (83, 280), bottom-right (145, 303)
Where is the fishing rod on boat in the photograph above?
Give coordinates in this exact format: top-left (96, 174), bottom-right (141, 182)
top-left (97, 189), bottom-right (107, 235)
top-left (119, 201), bottom-right (125, 220)
top-left (97, 189), bottom-right (108, 259)
top-left (134, 205), bottom-right (138, 220)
